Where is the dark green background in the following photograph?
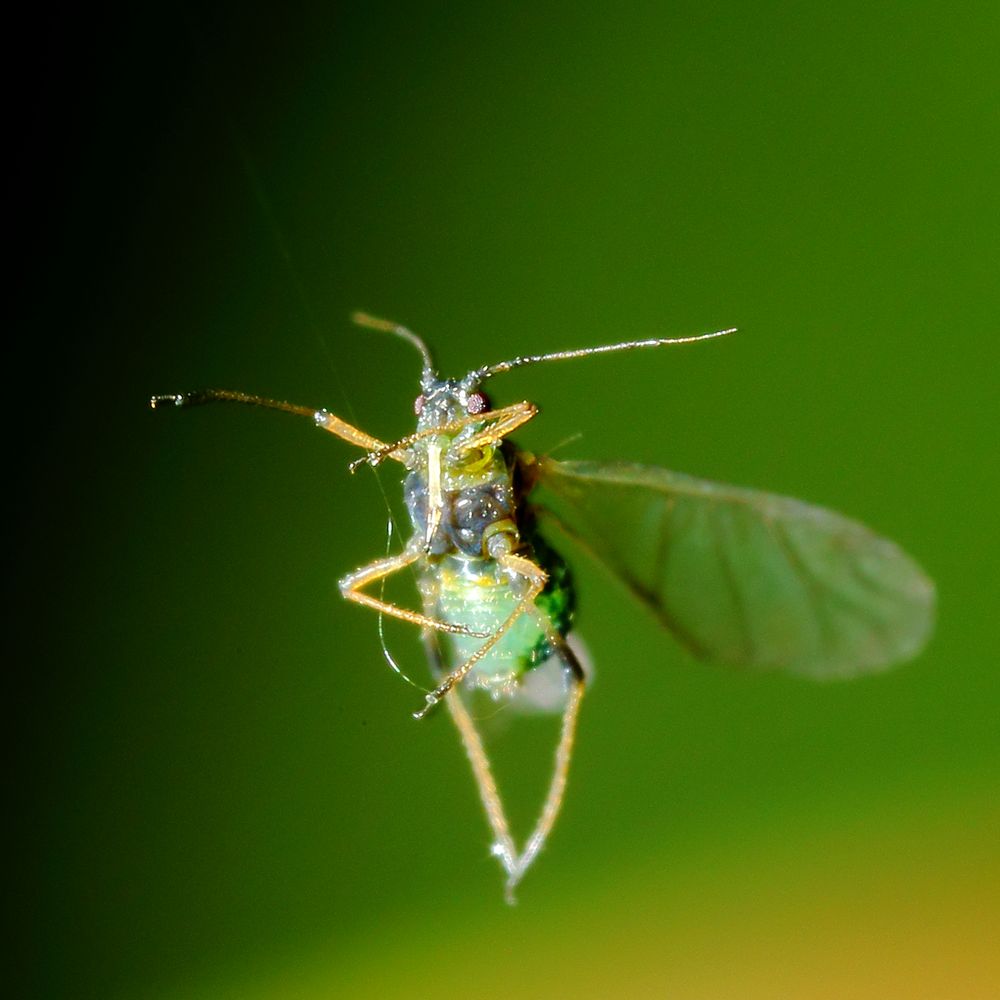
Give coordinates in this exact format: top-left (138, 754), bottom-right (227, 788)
top-left (17, 3), bottom-right (998, 998)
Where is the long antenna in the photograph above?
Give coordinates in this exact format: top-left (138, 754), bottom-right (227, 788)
top-left (149, 389), bottom-right (317, 417)
top-left (351, 311), bottom-right (435, 377)
top-left (476, 326), bottom-right (737, 380)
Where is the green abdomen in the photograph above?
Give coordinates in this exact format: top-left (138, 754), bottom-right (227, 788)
top-left (427, 536), bottom-right (574, 698)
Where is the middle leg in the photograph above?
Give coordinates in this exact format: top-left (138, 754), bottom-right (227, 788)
top-left (340, 540), bottom-right (489, 638)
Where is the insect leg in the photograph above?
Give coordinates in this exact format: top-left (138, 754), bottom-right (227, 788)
top-left (443, 690), bottom-right (520, 880)
top-left (505, 628), bottom-right (586, 901)
top-left (349, 402), bottom-right (538, 471)
top-left (421, 588), bottom-right (583, 901)
top-left (412, 539), bottom-right (547, 720)
top-left (315, 409), bottom-right (403, 458)
top-left (457, 401), bottom-right (538, 452)
top-left (340, 541), bottom-right (490, 637)
top-left (150, 389), bottom-right (409, 463)
top-left (420, 623), bottom-right (519, 880)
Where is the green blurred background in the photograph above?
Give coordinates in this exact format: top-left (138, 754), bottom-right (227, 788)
top-left (16, 3), bottom-right (999, 998)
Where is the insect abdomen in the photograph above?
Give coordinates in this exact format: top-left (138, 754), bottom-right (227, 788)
top-left (427, 536), bottom-right (575, 698)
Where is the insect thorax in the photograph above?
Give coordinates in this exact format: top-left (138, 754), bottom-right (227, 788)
top-left (403, 433), bottom-right (517, 558)
top-left (404, 429), bottom-right (574, 697)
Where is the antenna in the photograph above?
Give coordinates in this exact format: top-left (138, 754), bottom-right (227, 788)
top-left (351, 311), bottom-right (435, 377)
top-left (149, 389), bottom-right (317, 417)
top-left (475, 326), bottom-right (737, 380)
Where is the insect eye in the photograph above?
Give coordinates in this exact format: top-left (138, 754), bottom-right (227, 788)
top-left (413, 394), bottom-right (425, 415)
top-left (466, 391), bottom-right (490, 415)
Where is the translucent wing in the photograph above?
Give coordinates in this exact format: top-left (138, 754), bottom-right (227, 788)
top-left (534, 458), bottom-right (935, 678)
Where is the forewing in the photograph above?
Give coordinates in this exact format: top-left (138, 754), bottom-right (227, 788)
top-left (535, 459), bottom-right (935, 678)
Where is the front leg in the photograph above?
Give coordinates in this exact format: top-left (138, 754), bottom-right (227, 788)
top-left (349, 402), bottom-right (538, 472)
top-left (459, 400), bottom-right (538, 452)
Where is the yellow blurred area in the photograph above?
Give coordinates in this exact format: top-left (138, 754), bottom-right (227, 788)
top-left (176, 790), bottom-right (998, 1000)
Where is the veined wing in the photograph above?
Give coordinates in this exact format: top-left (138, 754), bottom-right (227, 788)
top-left (534, 458), bottom-right (935, 679)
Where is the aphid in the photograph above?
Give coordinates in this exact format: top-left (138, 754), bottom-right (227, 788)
top-left (152, 313), bottom-right (935, 901)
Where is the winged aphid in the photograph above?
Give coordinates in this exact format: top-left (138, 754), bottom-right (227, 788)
top-left (152, 313), bottom-right (934, 900)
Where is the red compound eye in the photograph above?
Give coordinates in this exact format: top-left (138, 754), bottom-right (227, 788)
top-left (466, 391), bottom-right (490, 415)
top-left (413, 394), bottom-right (425, 415)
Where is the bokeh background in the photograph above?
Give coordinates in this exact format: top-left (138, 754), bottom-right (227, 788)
top-left (16, 3), bottom-right (998, 998)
